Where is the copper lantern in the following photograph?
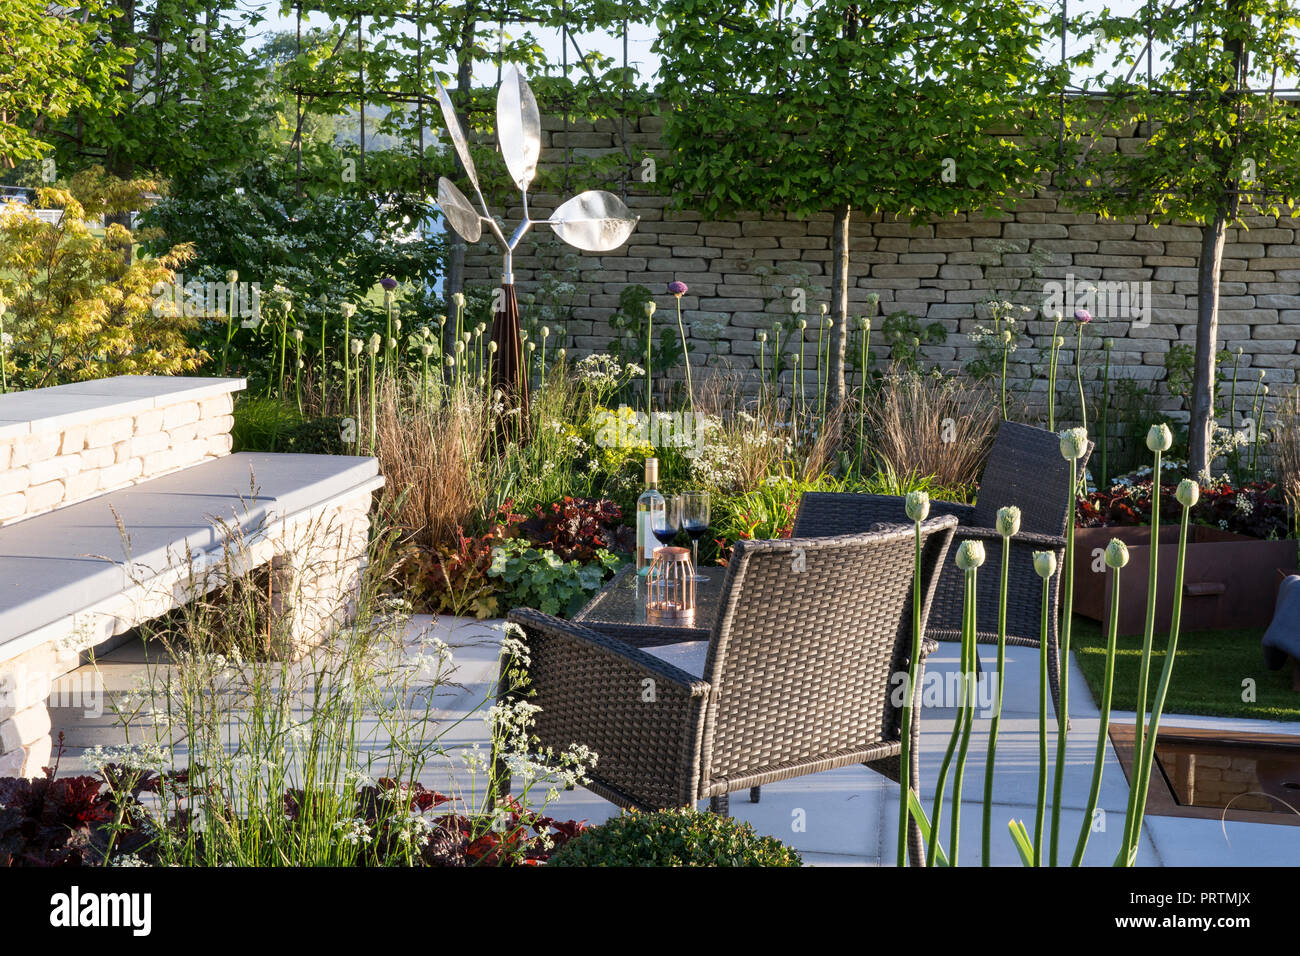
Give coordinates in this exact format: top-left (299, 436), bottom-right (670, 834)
top-left (645, 546), bottom-right (696, 623)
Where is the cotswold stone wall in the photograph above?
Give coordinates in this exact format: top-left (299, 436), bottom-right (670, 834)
top-left (462, 113), bottom-right (1300, 422)
top-left (0, 386), bottom-right (236, 526)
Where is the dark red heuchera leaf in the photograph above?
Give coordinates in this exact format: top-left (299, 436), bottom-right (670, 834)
top-left (519, 496), bottom-right (629, 562)
top-left (1078, 478), bottom-right (1286, 539)
top-left (0, 770), bottom-right (117, 866)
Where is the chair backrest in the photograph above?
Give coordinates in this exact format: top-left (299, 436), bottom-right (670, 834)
top-left (970, 420), bottom-right (1092, 536)
top-left (698, 516), bottom-right (956, 786)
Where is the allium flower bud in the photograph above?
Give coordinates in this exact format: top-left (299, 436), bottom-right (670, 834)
top-left (451, 291), bottom-right (465, 308)
top-left (1033, 551), bottom-right (1057, 579)
top-left (996, 505), bottom-right (1021, 537)
top-left (1146, 423), bottom-right (1173, 453)
top-left (1176, 478), bottom-right (1200, 508)
top-left (955, 540), bottom-right (986, 571)
top-left (1104, 538), bottom-right (1129, 569)
top-left (1059, 427), bottom-right (1088, 460)
top-left (350, 338), bottom-right (364, 356)
top-left (368, 333), bottom-right (382, 355)
top-left (644, 300), bottom-right (657, 318)
top-left (905, 490), bottom-right (930, 522)
top-left (340, 302), bottom-right (357, 318)
top-left (757, 331), bottom-right (768, 343)
top-left (225, 269), bottom-right (239, 284)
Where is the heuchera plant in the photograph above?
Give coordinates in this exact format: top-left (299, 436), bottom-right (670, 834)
top-left (1078, 478), bottom-right (1286, 540)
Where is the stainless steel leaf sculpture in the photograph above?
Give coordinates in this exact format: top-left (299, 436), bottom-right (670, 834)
top-left (432, 72), bottom-right (480, 192)
top-left (496, 64), bottom-right (542, 191)
top-left (431, 65), bottom-right (638, 282)
top-left (437, 176), bottom-right (482, 244)
top-left (432, 65), bottom-right (638, 412)
top-left (548, 190), bottom-right (640, 252)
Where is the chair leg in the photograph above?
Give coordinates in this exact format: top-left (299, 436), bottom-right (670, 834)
top-left (749, 786), bottom-right (761, 804)
top-left (709, 793), bottom-right (730, 815)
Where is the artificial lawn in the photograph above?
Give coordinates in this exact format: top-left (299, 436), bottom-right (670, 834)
top-left (1069, 616), bottom-right (1300, 722)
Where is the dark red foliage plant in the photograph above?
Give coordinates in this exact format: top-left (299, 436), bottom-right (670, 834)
top-left (1077, 478), bottom-right (1288, 539)
top-left (519, 496), bottom-right (634, 561)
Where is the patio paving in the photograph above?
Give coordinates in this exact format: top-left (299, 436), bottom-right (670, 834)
top-left (47, 613), bottom-right (1300, 867)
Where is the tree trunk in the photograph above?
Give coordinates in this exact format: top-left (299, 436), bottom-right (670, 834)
top-left (828, 204), bottom-right (851, 413)
top-left (1188, 0), bottom-right (1244, 479)
top-left (1188, 215), bottom-right (1227, 479)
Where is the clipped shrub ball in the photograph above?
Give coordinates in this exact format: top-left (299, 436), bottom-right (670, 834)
top-left (545, 808), bottom-right (802, 867)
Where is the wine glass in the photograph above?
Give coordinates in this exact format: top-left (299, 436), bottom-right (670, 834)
top-left (682, 491), bottom-right (711, 581)
top-left (652, 494), bottom-right (682, 549)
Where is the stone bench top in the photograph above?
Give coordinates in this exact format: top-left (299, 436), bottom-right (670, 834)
top-left (0, 451), bottom-right (380, 659)
top-left (0, 375), bottom-right (246, 439)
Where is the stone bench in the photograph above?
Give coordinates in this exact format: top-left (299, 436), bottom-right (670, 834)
top-left (0, 376), bottom-right (383, 778)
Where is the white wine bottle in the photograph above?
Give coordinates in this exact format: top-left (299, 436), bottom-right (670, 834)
top-left (635, 457), bottom-right (665, 577)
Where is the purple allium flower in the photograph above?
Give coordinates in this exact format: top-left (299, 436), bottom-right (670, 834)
top-left (1073, 308), bottom-right (1092, 323)
top-left (380, 277), bottom-right (398, 291)
top-left (668, 281), bottom-right (688, 297)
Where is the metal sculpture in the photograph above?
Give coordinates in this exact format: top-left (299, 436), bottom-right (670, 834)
top-left (434, 64), bottom-right (639, 414)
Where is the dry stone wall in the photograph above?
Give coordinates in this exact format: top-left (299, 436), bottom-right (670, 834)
top-left (463, 114), bottom-right (1300, 423)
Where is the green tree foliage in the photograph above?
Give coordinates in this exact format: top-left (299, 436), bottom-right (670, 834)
top-left (1061, 1), bottom-right (1300, 477)
top-left (654, 0), bottom-right (1056, 409)
top-left (0, 0), bottom-right (131, 164)
top-left (52, 1), bottom-right (271, 185)
top-left (0, 168), bottom-right (204, 388)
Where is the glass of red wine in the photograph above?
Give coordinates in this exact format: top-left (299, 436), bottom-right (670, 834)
top-left (651, 494), bottom-right (682, 550)
top-left (682, 491), bottom-right (710, 582)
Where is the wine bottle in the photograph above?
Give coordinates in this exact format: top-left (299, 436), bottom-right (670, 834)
top-left (635, 457), bottom-right (665, 576)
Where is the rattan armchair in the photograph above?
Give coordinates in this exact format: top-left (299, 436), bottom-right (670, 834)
top-left (793, 420), bottom-right (1091, 717)
top-left (495, 516), bottom-right (957, 865)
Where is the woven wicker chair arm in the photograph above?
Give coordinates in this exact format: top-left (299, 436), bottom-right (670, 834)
top-left (953, 526), bottom-right (1067, 549)
top-left (574, 619), bottom-right (709, 650)
top-left (853, 495), bottom-right (975, 522)
top-left (505, 608), bottom-right (710, 698)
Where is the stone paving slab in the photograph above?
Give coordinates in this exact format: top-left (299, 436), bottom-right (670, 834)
top-left (0, 452), bottom-right (380, 653)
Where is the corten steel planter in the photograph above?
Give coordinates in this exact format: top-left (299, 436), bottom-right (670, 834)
top-left (1073, 526), bottom-right (1294, 636)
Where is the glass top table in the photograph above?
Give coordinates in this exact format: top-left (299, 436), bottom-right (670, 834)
top-left (573, 564), bottom-right (725, 646)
